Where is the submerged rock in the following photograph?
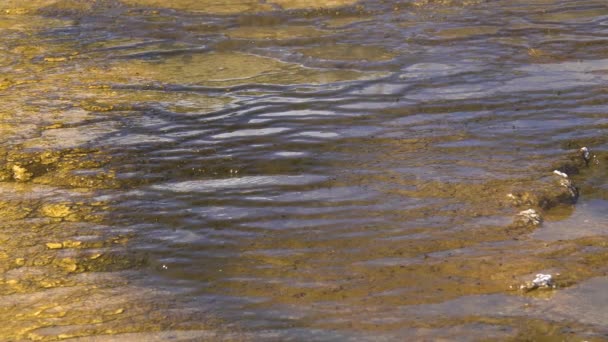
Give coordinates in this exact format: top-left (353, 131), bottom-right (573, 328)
top-left (557, 176), bottom-right (578, 201)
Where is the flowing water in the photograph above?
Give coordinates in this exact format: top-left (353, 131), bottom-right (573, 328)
top-left (1, 0), bottom-right (608, 340)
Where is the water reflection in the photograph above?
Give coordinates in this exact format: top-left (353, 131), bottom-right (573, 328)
top-left (1, 0), bottom-right (608, 340)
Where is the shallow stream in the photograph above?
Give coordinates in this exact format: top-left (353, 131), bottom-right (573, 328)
top-left (1, 0), bottom-right (608, 340)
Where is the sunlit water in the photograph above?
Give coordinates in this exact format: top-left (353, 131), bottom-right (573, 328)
top-left (1, 0), bottom-right (607, 340)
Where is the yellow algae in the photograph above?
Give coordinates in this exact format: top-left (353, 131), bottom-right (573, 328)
top-left (11, 165), bottom-right (32, 182)
top-left (0, 79), bottom-right (15, 91)
top-left (120, 0), bottom-right (274, 14)
top-left (9, 45), bottom-right (44, 58)
top-left (1, 148), bottom-right (114, 189)
top-left (0, 201), bottom-right (32, 220)
top-left (56, 258), bottom-right (78, 272)
top-left (80, 101), bottom-right (116, 112)
top-left (41, 203), bottom-right (72, 218)
top-left (35, 167), bottom-right (120, 190)
top-left (14, 258), bottom-right (25, 266)
top-left (43, 122), bottom-right (64, 130)
top-left (33, 255), bottom-right (54, 266)
top-left (43, 56), bottom-right (68, 63)
top-left (46, 242), bottom-right (63, 249)
top-left (63, 240), bottom-right (82, 248)
top-left (90, 253), bottom-right (102, 260)
top-left (227, 25), bottom-right (328, 40)
top-left (298, 44), bottom-right (396, 61)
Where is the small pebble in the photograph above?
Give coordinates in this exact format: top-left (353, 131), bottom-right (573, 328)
top-left (580, 147), bottom-right (590, 164)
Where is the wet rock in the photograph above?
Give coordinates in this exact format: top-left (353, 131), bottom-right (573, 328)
top-left (580, 147), bottom-right (590, 165)
top-left (520, 273), bottom-right (556, 292)
top-left (557, 176), bottom-right (578, 202)
top-left (513, 209), bottom-right (542, 227)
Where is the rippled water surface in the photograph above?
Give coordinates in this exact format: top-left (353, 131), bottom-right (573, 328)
top-left (1, 0), bottom-right (608, 340)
